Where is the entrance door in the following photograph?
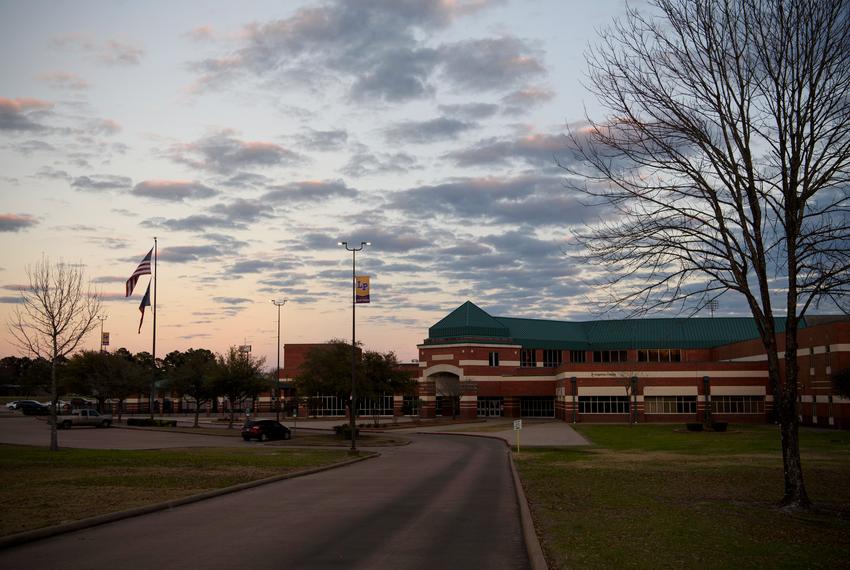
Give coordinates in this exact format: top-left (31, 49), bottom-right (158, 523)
top-left (477, 397), bottom-right (503, 417)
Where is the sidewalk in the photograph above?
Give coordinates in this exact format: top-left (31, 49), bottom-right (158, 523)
top-left (396, 418), bottom-right (590, 447)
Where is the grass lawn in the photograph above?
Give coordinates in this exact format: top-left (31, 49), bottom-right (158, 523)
top-left (515, 424), bottom-right (850, 569)
top-left (0, 444), bottom-right (350, 537)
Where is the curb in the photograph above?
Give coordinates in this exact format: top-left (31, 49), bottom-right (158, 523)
top-left (0, 452), bottom-right (378, 550)
top-left (418, 432), bottom-right (548, 570)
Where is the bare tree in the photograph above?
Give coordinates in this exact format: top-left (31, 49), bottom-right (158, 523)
top-left (565, 0), bottom-right (850, 509)
top-left (8, 257), bottom-right (102, 451)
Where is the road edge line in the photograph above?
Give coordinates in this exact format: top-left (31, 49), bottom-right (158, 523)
top-left (418, 432), bottom-right (548, 570)
top-left (0, 452), bottom-right (378, 550)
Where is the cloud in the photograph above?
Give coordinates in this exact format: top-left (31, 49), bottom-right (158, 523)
top-left (439, 36), bottom-right (545, 91)
top-left (261, 180), bottom-right (358, 203)
top-left (71, 174), bottom-right (132, 192)
top-left (445, 132), bottom-right (569, 169)
top-left (132, 180), bottom-right (218, 202)
top-left (0, 97), bottom-right (52, 131)
top-left (170, 130), bottom-right (304, 173)
top-left (384, 117), bottom-right (475, 144)
top-left (88, 118), bottom-right (121, 135)
top-left (35, 166), bottom-right (69, 180)
top-left (92, 275), bottom-right (127, 284)
top-left (213, 296), bottom-right (253, 305)
top-left (291, 129), bottom-right (349, 151)
top-left (186, 26), bottom-right (216, 42)
top-left (0, 214), bottom-right (38, 232)
top-left (188, 0), bottom-right (507, 102)
top-left (438, 102), bottom-right (500, 120)
top-left (341, 151), bottom-right (419, 177)
top-left (144, 197), bottom-right (270, 232)
top-left (159, 245), bottom-right (224, 263)
top-left (16, 140), bottom-right (57, 156)
top-left (0, 296), bottom-right (23, 304)
top-left (501, 86), bottom-right (555, 115)
top-left (52, 34), bottom-right (144, 65)
top-left (388, 175), bottom-right (592, 225)
top-left (227, 260), bottom-right (278, 274)
top-left (38, 71), bottom-right (89, 90)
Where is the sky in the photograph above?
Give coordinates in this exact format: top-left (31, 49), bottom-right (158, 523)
top-left (0, 0), bottom-right (645, 365)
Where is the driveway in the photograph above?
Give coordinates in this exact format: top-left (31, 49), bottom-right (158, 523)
top-left (0, 433), bottom-right (529, 569)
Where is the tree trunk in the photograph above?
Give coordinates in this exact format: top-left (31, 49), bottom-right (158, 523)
top-left (193, 405), bottom-right (200, 428)
top-left (49, 354), bottom-right (58, 452)
top-left (778, 317), bottom-right (811, 508)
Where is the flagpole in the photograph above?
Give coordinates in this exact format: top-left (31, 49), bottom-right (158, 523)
top-left (150, 237), bottom-right (158, 419)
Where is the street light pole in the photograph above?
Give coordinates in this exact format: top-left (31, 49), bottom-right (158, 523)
top-left (97, 315), bottom-right (107, 352)
top-left (271, 299), bottom-right (287, 422)
top-left (338, 240), bottom-right (369, 453)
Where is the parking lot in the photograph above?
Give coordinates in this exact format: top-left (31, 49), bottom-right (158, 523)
top-left (0, 415), bottom-right (248, 449)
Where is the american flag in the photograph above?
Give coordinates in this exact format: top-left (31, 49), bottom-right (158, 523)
top-left (125, 247), bottom-right (153, 297)
top-left (138, 281), bottom-right (151, 333)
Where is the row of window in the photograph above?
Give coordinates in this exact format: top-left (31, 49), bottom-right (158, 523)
top-left (494, 348), bottom-right (684, 367)
top-left (577, 395), bottom-right (765, 414)
top-left (308, 395), bottom-right (394, 417)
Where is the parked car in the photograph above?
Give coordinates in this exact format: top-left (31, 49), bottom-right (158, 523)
top-left (6, 400), bottom-right (42, 411)
top-left (51, 409), bottom-right (111, 429)
top-left (19, 401), bottom-right (50, 415)
top-left (241, 419), bottom-right (291, 442)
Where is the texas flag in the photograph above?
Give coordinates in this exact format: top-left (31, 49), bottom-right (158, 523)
top-left (138, 281), bottom-right (151, 333)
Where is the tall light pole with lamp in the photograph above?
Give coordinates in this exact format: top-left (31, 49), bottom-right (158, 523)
top-left (97, 315), bottom-right (108, 352)
top-left (338, 240), bottom-right (369, 453)
top-left (271, 299), bottom-right (287, 422)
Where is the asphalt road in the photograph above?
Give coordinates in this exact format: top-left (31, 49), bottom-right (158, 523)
top-left (0, 427), bottom-right (529, 569)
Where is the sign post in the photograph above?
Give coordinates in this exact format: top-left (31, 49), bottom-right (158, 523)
top-left (513, 419), bottom-right (522, 454)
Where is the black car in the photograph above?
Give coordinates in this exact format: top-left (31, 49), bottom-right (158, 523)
top-left (241, 419), bottom-right (291, 442)
top-left (19, 401), bottom-right (50, 415)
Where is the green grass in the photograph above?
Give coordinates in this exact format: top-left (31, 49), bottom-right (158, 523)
top-left (0, 445), bottom-right (351, 536)
top-left (515, 425), bottom-right (850, 569)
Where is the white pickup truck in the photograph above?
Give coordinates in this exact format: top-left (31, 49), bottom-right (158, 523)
top-left (52, 409), bottom-right (112, 429)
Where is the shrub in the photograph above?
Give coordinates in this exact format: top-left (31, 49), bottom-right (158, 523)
top-left (126, 418), bottom-right (177, 427)
top-left (685, 422), bottom-right (704, 432)
top-left (334, 423), bottom-right (359, 438)
top-left (711, 421), bottom-right (728, 432)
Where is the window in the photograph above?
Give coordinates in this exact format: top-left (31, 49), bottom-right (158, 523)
top-left (488, 351), bottom-right (500, 367)
top-left (644, 396), bottom-right (697, 414)
top-left (578, 396), bottom-right (629, 414)
top-left (308, 395), bottom-right (346, 416)
top-left (570, 350), bottom-right (586, 363)
top-left (826, 345), bottom-right (832, 369)
top-left (712, 396), bottom-right (764, 414)
top-left (521, 397), bottom-right (555, 417)
top-left (637, 349), bottom-right (682, 362)
top-left (592, 350), bottom-right (628, 363)
top-left (542, 349), bottom-right (563, 367)
top-left (402, 395), bottom-right (420, 416)
top-left (359, 394), bottom-right (393, 416)
top-left (520, 349), bottom-right (537, 367)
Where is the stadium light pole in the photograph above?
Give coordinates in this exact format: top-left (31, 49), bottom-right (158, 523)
top-left (272, 299), bottom-right (287, 422)
top-left (338, 240), bottom-right (369, 453)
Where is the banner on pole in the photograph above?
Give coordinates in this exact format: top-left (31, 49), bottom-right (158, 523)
top-left (101, 332), bottom-right (110, 347)
top-left (355, 275), bottom-right (370, 304)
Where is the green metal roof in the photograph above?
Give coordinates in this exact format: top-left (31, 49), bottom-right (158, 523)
top-left (429, 301), bottom-right (511, 340)
top-left (428, 301), bottom-right (796, 350)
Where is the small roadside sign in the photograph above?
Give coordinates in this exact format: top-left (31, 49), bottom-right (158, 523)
top-left (513, 419), bottom-right (522, 431)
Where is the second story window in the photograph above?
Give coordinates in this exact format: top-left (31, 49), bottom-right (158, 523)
top-left (570, 350), bottom-right (586, 363)
top-left (520, 349), bottom-right (537, 367)
top-left (543, 349), bottom-right (563, 367)
top-left (488, 351), bottom-right (500, 367)
top-left (637, 349), bottom-right (682, 362)
top-left (593, 350), bottom-right (628, 363)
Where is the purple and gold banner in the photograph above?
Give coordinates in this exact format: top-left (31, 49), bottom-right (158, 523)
top-left (355, 275), bottom-right (370, 304)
